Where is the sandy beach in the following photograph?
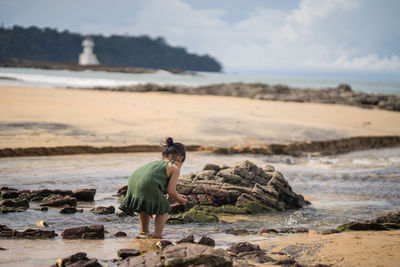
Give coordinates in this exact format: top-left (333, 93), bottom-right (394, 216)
top-left (1, 85), bottom-right (400, 149)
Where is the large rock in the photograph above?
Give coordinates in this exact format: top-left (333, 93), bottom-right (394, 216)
top-left (338, 210), bottom-right (400, 232)
top-left (176, 160), bottom-right (308, 215)
top-left (90, 206), bottom-right (115, 215)
top-left (0, 224), bottom-right (56, 238)
top-left (119, 243), bottom-right (232, 267)
top-left (61, 224), bottom-right (104, 239)
top-left (40, 195), bottom-right (77, 207)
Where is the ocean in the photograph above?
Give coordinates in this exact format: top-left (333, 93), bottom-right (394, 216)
top-left (0, 67), bottom-right (399, 95)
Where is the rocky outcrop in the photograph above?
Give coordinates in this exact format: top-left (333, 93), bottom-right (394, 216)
top-left (50, 252), bottom-right (102, 267)
top-left (176, 160), bottom-right (308, 213)
top-left (0, 199), bottom-right (29, 213)
top-left (119, 243), bottom-right (232, 267)
top-left (91, 82), bottom-right (400, 112)
top-left (338, 210), bottom-right (400, 231)
top-left (73, 189), bottom-right (96, 201)
top-left (0, 224), bottom-right (57, 238)
top-left (61, 224), bottom-right (105, 239)
top-left (40, 195), bottom-right (77, 207)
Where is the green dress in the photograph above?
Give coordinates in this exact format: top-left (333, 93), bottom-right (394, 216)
top-left (119, 160), bottom-right (172, 215)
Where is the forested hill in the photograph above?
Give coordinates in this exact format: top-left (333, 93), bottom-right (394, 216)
top-left (0, 25), bottom-right (222, 72)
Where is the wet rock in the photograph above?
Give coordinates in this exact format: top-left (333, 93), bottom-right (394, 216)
top-left (114, 231), bottom-right (127, 237)
top-left (120, 243), bottom-right (232, 267)
top-left (41, 195), bottom-right (77, 207)
top-left (338, 210), bottom-right (400, 232)
top-left (0, 224), bottom-right (57, 238)
top-left (154, 240), bottom-right (173, 249)
top-left (36, 220), bottom-right (48, 227)
top-left (321, 229), bottom-right (341, 235)
top-left (52, 252), bottom-right (101, 267)
top-left (59, 206), bottom-right (78, 214)
top-left (117, 185), bottom-right (128, 197)
top-left (1, 199), bottom-right (29, 209)
top-left (260, 228), bottom-right (279, 234)
top-left (90, 206), bottom-right (115, 215)
top-left (73, 188), bottom-right (96, 201)
top-left (198, 236), bottom-right (215, 247)
top-left (34, 207), bottom-right (48, 211)
top-left (228, 242), bottom-right (261, 254)
top-left (224, 228), bottom-right (249, 235)
top-left (0, 247), bottom-right (6, 250)
top-left (273, 258), bottom-right (297, 265)
top-left (118, 248), bottom-right (140, 259)
top-left (61, 224), bottom-right (104, 239)
top-left (182, 209), bottom-right (219, 223)
top-left (166, 217), bottom-right (185, 225)
top-left (177, 234), bottom-right (195, 244)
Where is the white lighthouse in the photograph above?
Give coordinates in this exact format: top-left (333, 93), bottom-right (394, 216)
top-left (79, 37), bottom-right (100, 65)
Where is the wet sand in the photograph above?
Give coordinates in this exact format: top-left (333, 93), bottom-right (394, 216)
top-left (1, 85), bottom-right (400, 149)
top-left (258, 230), bottom-right (400, 267)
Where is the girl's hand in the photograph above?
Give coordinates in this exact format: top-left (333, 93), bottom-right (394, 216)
top-left (179, 197), bottom-right (187, 205)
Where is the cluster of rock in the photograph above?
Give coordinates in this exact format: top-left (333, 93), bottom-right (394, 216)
top-left (0, 187), bottom-right (99, 214)
top-left (0, 224), bottom-right (57, 238)
top-left (337, 210), bottom-right (400, 231)
top-left (50, 252), bottom-right (102, 267)
top-left (93, 82), bottom-right (400, 112)
top-left (61, 224), bottom-right (105, 239)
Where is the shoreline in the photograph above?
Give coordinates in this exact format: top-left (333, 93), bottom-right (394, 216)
top-left (1, 135), bottom-right (399, 158)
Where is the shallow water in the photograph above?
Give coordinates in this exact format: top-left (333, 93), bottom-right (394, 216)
top-left (1, 149), bottom-right (400, 266)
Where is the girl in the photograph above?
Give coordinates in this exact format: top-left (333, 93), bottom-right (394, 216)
top-left (119, 137), bottom-right (187, 238)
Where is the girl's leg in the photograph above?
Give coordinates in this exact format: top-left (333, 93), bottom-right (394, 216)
top-left (153, 213), bottom-right (169, 238)
top-left (139, 211), bottom-right (151, 233)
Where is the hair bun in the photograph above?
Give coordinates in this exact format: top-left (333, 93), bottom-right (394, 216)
top-left (166, 137), bottom-right (174, 147)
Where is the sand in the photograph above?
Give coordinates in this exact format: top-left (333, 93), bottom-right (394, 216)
top-left (257, 230), bottom-right (400, 267)
top-left (1, 85), bottom-right (400, 149)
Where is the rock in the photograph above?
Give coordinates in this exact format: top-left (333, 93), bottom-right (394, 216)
top-left (120, 243), bottom-right (232, 267)
top-left (53, 252), bottom-right (101, 267)
top-left (198, 236), bottom-right (215, 247)
top-left (90, 206), bottom-right (115, 215)
top-left (321, 229), bottom-right (341, 235)
top-left (154, 240), bottom-right (173, 249)
top-left (73, 189), bottom-right (96, 201)
top-left (36, 220), bottom-right (48, 227)
top-left (0, 224), bottom-right (56, 238)
top-left (61, 224), bottom-right (104, 239)
top-left (177, 234), bottom-right (195, 244)
top-left (40, 195), bottom-right (77, 207)
top-left (203, 163), bottom-right (221, 172)
top-left (338, 210), bottom-right (400, 232)
top-left (260, 228), bottom-right (279, 234)
top-left (60, 207), bottom-right (78, 214)
top-left (117, 185), bottom-right (128, 197)
top-left (224, 228), bottom-right (249, 235)
top-left (114, 231), bottom-right (127, 237)
top-left (34, 207), bottom-right (48, 211)
top-left (0, 247), bottom-right (6, 250)
top-left (228, 242), bottom-right (261, 254)
top-left (1, 199), bottom-right (29, 209)
top-left (182, 209), bottom-right (219, 223)
top-left (118, 248), bottom-right (140, 259)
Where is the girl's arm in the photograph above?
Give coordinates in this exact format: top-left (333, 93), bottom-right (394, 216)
top-left (167, 164), bottom-right (187, 205)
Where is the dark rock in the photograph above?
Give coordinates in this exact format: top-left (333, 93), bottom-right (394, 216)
top-left (182, 209), bottom-right (219, 223)
top-left (118, 249), bottom-right (140, 259)
top-left (41, 195), bottom-right (77, 207)
top-left (198, 236), bottom-right (215, 247)
top-left (73, 189), bottom-right (96, 201)
top-left (260, 228), bottom-right (279, 234)
top-left (114, 231), bottom-right (127, 237)
top-left (0, 224), bottom-right (57, 238)
top-left (34, 207), bottom-right (48, 211)
top-left (0, 247), bottom-right (6, 250)
top-left (53, 252), bottom-right (101, 267)
top-left (61, 224), bottom-right (104, 239)
top-left (1, 199), bottom-right (29, 209)
top-left (154, 240), bottom-right (173, 249)
top-left (177, 234), bottom-right (195, 244)
top-left (203, 163), bottom-right (221, 172)
top-left (117, 185), bottom-right (128, 197)
top-left (370, 210), bottom-right (400, 224)
top-left (338, 211), bottom-right (400, 232)
top-left (60, 207), bottom-right (78, 214)
top-left (90, 206), bottom-right (115, 215)
top-left (224, 228), bottom-right (249, 235)
top-left (119, 243), bottom-right (232, 267)
top-left (273, 258), bottom-right (297, 265)
top-left (228, 242), bottom-right (261, 254)
top-left (321, 229), bottom-right (341, 235)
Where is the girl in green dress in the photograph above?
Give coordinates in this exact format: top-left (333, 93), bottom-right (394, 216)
top-left (119, 137), bottom-right (187, 238)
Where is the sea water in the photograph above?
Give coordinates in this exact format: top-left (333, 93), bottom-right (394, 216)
top-left (0, 149), bottom-right (399, 266)
top-left (0, 67), bottom-right (399, 95)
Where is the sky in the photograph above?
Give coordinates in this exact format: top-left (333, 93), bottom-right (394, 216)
top-left (1, 0), bottom-right (400, 76)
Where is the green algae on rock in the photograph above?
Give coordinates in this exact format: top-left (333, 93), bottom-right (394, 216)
top-left (337, 210), bottom-right (400, 232)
